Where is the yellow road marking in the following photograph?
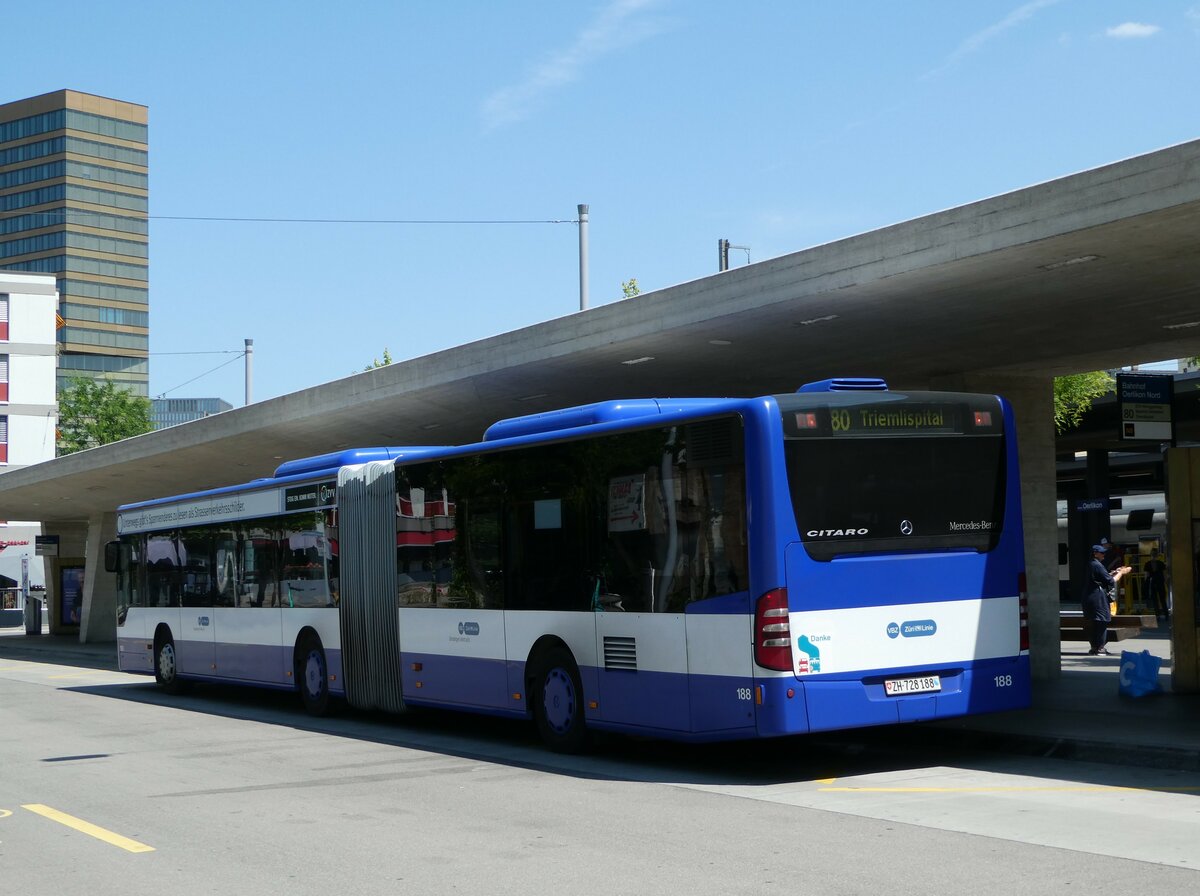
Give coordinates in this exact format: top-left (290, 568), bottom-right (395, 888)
top-left (0, 809), bottom-right (11, 818)
top-left (819, 785), bottom-right (1200, 794)
top-left (814, 778), bottom-right (838, 785)
top-left (21, 804), bottom-right (154, 853)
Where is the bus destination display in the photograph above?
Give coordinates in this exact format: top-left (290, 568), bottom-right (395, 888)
top-left (788, 403), bottom-right (965, 437)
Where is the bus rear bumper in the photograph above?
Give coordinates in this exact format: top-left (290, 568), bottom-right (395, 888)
top-left (756, 655), bottom-right (1032, 736)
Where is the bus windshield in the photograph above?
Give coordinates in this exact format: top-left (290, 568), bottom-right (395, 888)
top-left (779, 394), bottom-right (1006, 560)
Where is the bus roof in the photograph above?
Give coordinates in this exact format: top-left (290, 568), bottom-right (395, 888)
top-left (120, 378), bottom-right (930, 514)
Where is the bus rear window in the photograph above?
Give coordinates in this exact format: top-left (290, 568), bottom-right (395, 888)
top-left (785, 432), bottom-right (1006, 560)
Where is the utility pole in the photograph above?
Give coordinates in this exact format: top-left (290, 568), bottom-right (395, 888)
top-left (718, 238), bottom-right (750, 272)
top-left (245, 338), bottom-right (253, 406)
top-left (578, 204), bottom-right (590, 311)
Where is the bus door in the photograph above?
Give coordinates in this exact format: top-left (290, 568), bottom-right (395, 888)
top-left (595, 423), bottom-right (751, 735)
top-left (175, 529), bottom-right (217, 677)
top-left (685, 598), bottom-right (756, 733)
top-left (503, 493), bottom-right (595, 714)
top-left (590, 502), bottom-right (691, 734)
top-left (216, 527), bottom-right (285, 684)
top-left (391, 467), bottom-right (508, 712)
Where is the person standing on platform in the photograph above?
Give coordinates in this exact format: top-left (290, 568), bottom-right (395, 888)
top-left (1081, 544), bottom-right (1132, 655)
top-left (1143, 548), bottom-right (1169, 620)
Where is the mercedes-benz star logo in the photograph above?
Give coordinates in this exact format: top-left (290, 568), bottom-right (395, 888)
top-left (900, 520), bottom-right (914, 536)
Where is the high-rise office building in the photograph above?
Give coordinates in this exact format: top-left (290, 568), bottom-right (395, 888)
top-left (0, 90), bottom-right (148, 396)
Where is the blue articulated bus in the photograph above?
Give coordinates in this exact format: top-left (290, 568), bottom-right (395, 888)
top-left (110, 377), bottom-right (1030, 751)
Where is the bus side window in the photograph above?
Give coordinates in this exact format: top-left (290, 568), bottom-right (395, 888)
top-left (178, 529), bottom-right (215, 608)
top-left (598, 426), bottom-right (748, 612)
top-left (213, 529), bottom-right (236, 607)
top-left (508, 495), bottom-right (591, 612)
top-left (241, 526), bottom-right (278, 607)
top-left (396, 479), bottom-right (465, 606)
top-left (280, 514), bottom-right (332, 608)
top-left (147, 534), bottom-right (185, 608)
top-left (442, 498), bottom-right (503, 609)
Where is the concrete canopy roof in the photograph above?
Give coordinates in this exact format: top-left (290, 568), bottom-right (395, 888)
top-left (4, 139), bottom-right (1200, 523)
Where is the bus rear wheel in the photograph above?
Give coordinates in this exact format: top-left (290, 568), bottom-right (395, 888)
top-left (531, 647), bottom-right (588, 753)
top-left (295, 637), bottom-right (330, 716)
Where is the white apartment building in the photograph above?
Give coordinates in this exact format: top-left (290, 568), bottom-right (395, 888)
top-left (0, 271), bottom-right (58, 593)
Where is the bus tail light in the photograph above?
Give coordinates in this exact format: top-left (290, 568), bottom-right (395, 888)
top-left (755, 588), bottom-right (793, 671)
top-left (1018, 572), bottom-right (1029, 652)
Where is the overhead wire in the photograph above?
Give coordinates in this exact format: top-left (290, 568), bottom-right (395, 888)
top-left (0, 209), bottom-right (580, 225)
top-left (154, 351), bottom-right (247, 400)
top-left (3, 208), bottom-right (581, 398)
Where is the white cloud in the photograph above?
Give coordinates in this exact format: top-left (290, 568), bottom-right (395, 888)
top-left (1106, 22), bottom-right (1161, 38)
top-left (482, 0), bottom-right (670, 130)
top-left (925, 0), bottom-right (1062, 79)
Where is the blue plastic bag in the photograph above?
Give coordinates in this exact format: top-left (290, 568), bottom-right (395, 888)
top-left (1118, 649), bottom-right (1163, 698)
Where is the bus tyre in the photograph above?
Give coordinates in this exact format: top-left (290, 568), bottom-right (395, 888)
top-left (296, 637), bottom-right (330, 716)
top-left (531, 647), bottom-right (588, 754)
top-left (154, 630), bottom-right (185, 695)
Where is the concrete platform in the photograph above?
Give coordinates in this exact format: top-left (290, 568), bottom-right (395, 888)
top-left (1059, 611), bottom-right (1160, 642)
top-left (928, 628), bottom-right (1200, 771)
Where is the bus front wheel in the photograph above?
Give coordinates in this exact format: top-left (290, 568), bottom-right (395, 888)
top-left (154, 630), bottom-right (185, 695)
top-left (531, 647), bottom-right (588, 753)
top-left (295, 637), bottom-right (330, 716)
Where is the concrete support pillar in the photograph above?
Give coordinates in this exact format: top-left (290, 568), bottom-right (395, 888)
top-left (81, 512), bottom-right (119, 644)
top-left (930, 373), bottom-right (1060, 680)
top-left (1067, 450), bottom-right (1112, 597)
top-left (1084, 450), bottom-right (1112, 544)
top-left (40, 521), bottom-right (88, 638)
top-left (1165, 448), bottom-right (1199, 693)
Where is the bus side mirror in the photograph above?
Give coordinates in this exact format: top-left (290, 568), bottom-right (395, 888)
top-left (104, 541), bottom-right (122, 573)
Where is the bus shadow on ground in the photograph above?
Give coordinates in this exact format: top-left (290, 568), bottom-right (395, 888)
top-left (61, 678), bottom-right (1200, 792)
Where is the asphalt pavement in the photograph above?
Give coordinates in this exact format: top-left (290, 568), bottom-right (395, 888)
top-left (2, 620), bottom-right (1197, 770)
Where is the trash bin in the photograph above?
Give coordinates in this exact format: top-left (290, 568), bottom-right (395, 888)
top-left (23, 596), bottom-right (41, 635)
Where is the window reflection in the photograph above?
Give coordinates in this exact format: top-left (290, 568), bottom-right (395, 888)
top-left (119, 511), bottom-right (338, 610)
top-left (395, 417), bottom-right (749, 613)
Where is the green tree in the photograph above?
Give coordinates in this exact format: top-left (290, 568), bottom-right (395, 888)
top-left (57, 377), bottom-right (153, 455)
top-left (621, 278), bottom-right (640, 298)
top-left (1053, 371), bottom-right (1114, 434)
top-left (364, 348), bottom-right (393, 370)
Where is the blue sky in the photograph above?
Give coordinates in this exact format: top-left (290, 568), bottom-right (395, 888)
top-left (6, 1), bottom-right (1200, 406)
